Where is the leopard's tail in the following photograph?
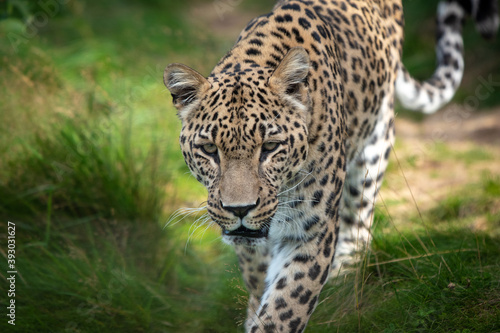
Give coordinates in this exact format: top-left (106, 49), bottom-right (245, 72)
top-left (395, 0), bottom-right (499, 114)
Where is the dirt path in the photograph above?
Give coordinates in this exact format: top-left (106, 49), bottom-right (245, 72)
top-left (190, 1), bottom-right (265, 40)
top-left (386, 106), bottom-right (500, 218)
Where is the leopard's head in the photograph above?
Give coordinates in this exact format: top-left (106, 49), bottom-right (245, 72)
top-left (164, 47), bottom-right (311, 246)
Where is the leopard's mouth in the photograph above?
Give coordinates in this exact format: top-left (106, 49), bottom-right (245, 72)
top-left (223, 225), bottom-right (268, 238)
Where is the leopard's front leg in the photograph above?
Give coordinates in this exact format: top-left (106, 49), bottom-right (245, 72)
top-left (246, 222), bottom-right (339, 333)
top-left (234, 245), bottom-right (271, 331)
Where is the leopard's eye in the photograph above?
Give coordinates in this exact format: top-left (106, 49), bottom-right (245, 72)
top-left (202, 144), bottom-right (218, 155)
top-left (262, 142), bottom-right (279, 152)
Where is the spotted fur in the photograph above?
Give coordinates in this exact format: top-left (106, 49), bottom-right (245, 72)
top-left (163, 0), bottom-right (498, 331)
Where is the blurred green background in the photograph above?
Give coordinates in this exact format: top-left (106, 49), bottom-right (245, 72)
top-left (1, 0), bottom-right (499, 332)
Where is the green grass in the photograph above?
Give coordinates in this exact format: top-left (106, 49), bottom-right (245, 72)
top-left (428, 143), bottom-right (494, 166)
top-left (308, 178), bottom-right (500, 332)
top-left (1, 0), bottom-right (499, 332)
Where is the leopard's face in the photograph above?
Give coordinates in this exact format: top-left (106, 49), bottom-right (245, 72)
top-left (165, 48), bottom-right (311, 245)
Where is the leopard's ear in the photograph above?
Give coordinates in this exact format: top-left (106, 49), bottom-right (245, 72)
top-left (163, 63), bottom-right (211, 119)
top-left (269, 47), bottom-right (310, 109)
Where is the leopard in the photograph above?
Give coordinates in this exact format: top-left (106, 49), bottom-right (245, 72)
top-left (163, 0), bottom-right (498, 331)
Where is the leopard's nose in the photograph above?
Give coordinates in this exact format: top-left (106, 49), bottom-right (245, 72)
top-left (221, 200), bottom-right (258, 218)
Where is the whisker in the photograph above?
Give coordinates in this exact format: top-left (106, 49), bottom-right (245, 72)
top-left (199, 220), bottom-right (216, 241)
top-left (164, 202), bottom-right (208, 227)
top-left (277, 170), bottom-right (313, 197)
top-left (278, 199), bottom-right (316, 205)
top-left (276, 206), bottom-right (303, 215)
top-left (164, 206), bottom-right (206, 229)
top-left (273, 211), bottom-right (294, 222)
top-left (185, 216), bottom-right (210, 253)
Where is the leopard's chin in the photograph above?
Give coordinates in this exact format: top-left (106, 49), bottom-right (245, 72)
top-left (221, 234), bottom-right (269, 247)
top-left (217, 217), bottom-right (273, 247)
